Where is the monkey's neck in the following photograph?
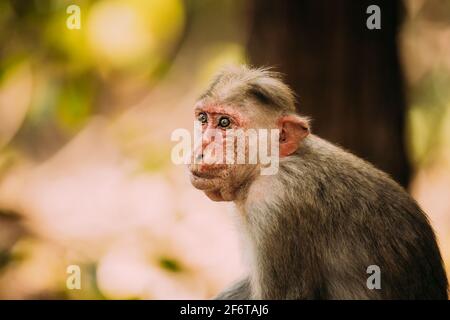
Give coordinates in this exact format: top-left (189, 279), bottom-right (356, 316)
top-left (233, 136), bottom-right (319, 299)
top-left (235, 188), bottom-right (297, 299)
top-left (235, 174), bottom-right (298, 299)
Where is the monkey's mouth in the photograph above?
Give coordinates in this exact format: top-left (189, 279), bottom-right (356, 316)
top-left (189, 163), bottom-right (226, 175)
top-left (189, 164), bottom-right (227, 190)
top-left (191, 170), bottom-right (218, 179)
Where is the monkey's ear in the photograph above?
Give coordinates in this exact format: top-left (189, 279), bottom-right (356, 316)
top-left (277, 115), bottom-right (310, 157)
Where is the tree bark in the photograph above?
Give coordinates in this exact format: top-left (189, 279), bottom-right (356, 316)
top-left (247, 0), bottom-right (410, 186)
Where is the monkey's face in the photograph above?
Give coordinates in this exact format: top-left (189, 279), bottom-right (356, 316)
top-left (188, 67), bottom-right (311, 202)
top-left (188, 102), bottom-right (265, 202)
top-left (188, 100), bottom-right (310, 202)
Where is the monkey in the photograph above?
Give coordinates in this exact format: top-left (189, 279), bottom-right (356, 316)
top-left (187, 65), bottom-right (448, 300)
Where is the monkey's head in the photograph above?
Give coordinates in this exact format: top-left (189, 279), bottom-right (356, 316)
top-left (188, 65), bottom-right (309, 202)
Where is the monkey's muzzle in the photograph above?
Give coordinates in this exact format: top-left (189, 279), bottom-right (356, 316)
top-left (188, 163), bottom-right (227, 191)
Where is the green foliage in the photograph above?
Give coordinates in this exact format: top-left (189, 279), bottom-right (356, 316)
top-left (56, 78), bottom-right (94, 133)
top-left (159, 257), bottom-right (182, 273)
top-left (407, 71), bottom-right (450, 166)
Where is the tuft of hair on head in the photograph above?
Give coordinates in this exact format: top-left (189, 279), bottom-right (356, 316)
top-left (199, 64), bottom-right (298, 114)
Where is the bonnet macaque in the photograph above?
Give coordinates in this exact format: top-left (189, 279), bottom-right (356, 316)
top-left (188, 65), bottom-right (448, 299)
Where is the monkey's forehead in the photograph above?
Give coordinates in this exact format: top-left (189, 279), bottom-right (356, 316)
top-left (194, 102), bottom-right (241, 116)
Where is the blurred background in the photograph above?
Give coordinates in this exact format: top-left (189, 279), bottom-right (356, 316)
top-left (0, 0), bottom-right (449, 299)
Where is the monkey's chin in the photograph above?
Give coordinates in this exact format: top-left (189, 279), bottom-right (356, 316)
top-left (190, 177), bottom-right (227, 201)
top-left (189, 164), bottom-right (224, 187)
top-left (189, 171), bottom-right (221, 190)
top-left (204, 190), bottom-right (228, 202)
top-left (189, 170), bottom-right (234, 202)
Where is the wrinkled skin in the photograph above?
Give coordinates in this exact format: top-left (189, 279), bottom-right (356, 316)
top-left (188, 99), bottom-right (309, 202)
top-left (188, 101), bottom-right (263, 202)
top-left (189, 163), bottom-right (257, 201)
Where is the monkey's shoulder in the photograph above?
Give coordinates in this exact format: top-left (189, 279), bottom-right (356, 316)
top-left (298, 135), bottom-right (402, 188)
top-left (285, 135), bottom-right (421, 214)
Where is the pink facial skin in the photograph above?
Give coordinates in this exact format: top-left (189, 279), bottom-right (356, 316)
top-left (193, 103), bottom-right (249, 173)
top-left (188, 101), bottom-right (309, 202)
top-left (194, 103), bottom-right (248, 129)
top-left (189, 102), bottom-right (254, 201)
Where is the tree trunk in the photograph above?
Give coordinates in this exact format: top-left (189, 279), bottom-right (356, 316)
top-left (247, 0), bottom-right (410, 186)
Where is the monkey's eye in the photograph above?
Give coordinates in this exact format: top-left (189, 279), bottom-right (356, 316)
top-left (198, 112), bottom-right (208, 124)
top-left (218, 116), bottom-right (231, 129)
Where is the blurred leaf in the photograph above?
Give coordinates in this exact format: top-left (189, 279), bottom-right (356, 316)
top-left (66, 263), bottom-right (107, 300)
top-left (411, 71), bottom-right (450, 109)
top-left (0, 250), bottom-right (12, 270)
top-left (159, 257), bottom-right (182, 273)
top-left (198, 42), bottom-right (246, 86)
top-left (0, 209), bottom-right (26, 271)
top-left (56, 79), bottom-right (94, 133)
top-left (139, 147), bottom-right (171, 173)
top-left (407, 71), bottom-right (450, 166)
top-left (0, 61), bottom-right (33, 149)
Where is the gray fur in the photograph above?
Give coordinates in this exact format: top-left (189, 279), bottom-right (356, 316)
top-left (200, 65), bottom-right (296, 113)
top-left (214, 277), bottom-right (251, 300)
top-left (199, 66), bottom-right (448, 300)
top-left (219, 135), bottom-right (448, 299)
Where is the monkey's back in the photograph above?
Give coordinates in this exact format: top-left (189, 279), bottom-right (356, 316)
top-left (273, 134), bottom-right (448, 299)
